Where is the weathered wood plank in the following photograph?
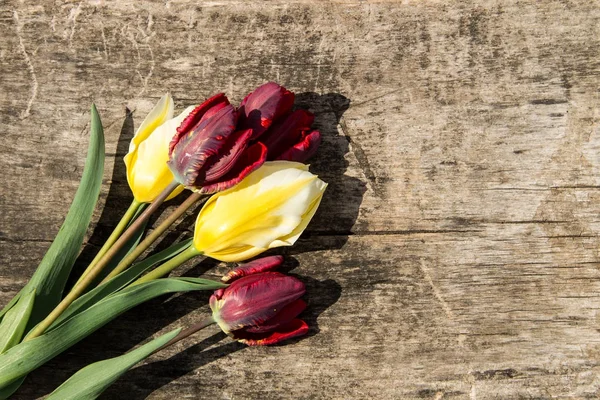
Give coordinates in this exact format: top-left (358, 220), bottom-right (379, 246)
top-left (1, 1), bottom-right (600, 399)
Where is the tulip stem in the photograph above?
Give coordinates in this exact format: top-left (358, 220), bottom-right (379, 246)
top-left (152, 316), bottom-right (215, 355)
top-left (74, 199), bottom-right (144, 287)
top-left (131, 246), bottom-right (202, 286)
top-left (25, 181), bottom-right (181, 341)
top-left (100, 192), bottom-right (205, 283)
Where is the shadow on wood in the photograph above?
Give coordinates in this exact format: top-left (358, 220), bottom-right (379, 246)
top-left (100, 274), bottom-right (341, 400)
top-left (286, 92), bottom-right (366, 254)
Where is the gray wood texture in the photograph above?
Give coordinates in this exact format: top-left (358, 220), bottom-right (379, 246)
top-left (2, 0), bottom-right (600, 399)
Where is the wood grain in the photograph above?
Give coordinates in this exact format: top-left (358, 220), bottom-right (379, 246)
top-left (1, 1), bottom-right (600, 399)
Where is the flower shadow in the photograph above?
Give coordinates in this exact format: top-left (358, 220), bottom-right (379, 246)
top-left (101, 332), bottom-right (244, 400)
top-left (288, 92), bottom-right (365, 254)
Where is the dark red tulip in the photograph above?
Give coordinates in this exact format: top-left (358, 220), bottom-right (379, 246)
top-left (276, 129), bottom-right (321, 163)
top-left (210, 258), bottom-right (308, 346)
top-left (259, 109), bottom-right (322, 163)
top-left (221, 255), bottom-right (284, 283)
top-left (168, 93), bottom-right (267, 194)
top-left (238, 82), bottom-right (295, 139)
top-left (237, 82), bottom-right (322, 163)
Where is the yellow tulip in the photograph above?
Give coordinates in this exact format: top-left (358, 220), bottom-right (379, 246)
top-left (124, 94), bottom-right (194, 203)
top-left (192, 161), bottom-right (327, 262)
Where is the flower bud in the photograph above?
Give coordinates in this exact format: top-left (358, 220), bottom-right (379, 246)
top-left (210, 258), bottom-right (308, 346)
top-left (168, 93), bottom-right (267, 194)
top-left (124, 94), bottom-right (188, 203)
top-left (192, 161), bottom-right (327, 262)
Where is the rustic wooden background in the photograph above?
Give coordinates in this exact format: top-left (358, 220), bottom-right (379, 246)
top-left (1, 0), bottom-right (600, 399)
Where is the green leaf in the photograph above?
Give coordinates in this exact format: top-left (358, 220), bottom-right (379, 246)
top-left (50, 239), bottom-right (193, 330)
top-left (46, 328), bottom-right (181, 400)
top-left (0, 290), bottom-right (22, 323)
top-left (0, 277), bottom-right (226, 388)
top-left (0, 291), bottom-right (35, 354)
top-left (0, 376), bottom-right (25, 400)
top-left (0, 106), bottom-right (105, 398)
top-left (22, 105), bottom-right (105, 331)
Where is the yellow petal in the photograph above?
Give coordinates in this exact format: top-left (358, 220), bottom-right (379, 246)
top-left (193, 161), bottom-right (327, 262)
top-left (127, 94), bottom-right (174, 155)
top-left (125, 100), bottom-right (194, 203)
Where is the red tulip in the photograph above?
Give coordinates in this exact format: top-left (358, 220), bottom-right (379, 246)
top-left (237, 82), bottom-right (321, 163)
top-left (276, 130), bottom-right (321, 163)
top-left (210, 257), bottom-right (309, 346)
top-left (237, 82), bottom-right (295, 139)
top-left (260, 109), bottom-right (322, 163)
top-left (168, 93), bottom-right (267, 194)
top-left (221, 255), bottom-right (284, 283)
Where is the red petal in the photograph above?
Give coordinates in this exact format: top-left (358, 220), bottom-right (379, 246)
top-left (202, 129), bottom-right (253, 182)
top-left (238, 82), bottom-right (295, 140)
top-left (168, 104), bottom-right (238, 187)
top-left (245, 299), bottom-right (307, 333)
top-left (198, 101), bottom-right (229, 125)
top-left (222, 255), bottom-right (284, 283)
top-left (260, 109), bottom-right (315, 160)
top-left (216, 272), bottom-right (305, 331)
top-left (235, 319), bottom-right (309, 346)
top-left (195, 142), bottom-right (266, 194)
top-left (170, 93), bottom-right (229, 155)
top-left (212, 289), bottom-right (225, 300)
top-left (276, 130), bottom-right (321, 163)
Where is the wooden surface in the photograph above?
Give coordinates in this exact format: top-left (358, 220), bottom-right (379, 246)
top-left (1, 0), bottom-right (600, 399)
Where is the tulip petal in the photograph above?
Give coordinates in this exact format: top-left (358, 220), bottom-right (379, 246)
top-left (168, 104), bottom-right (238, 187)
top-left (203, 129), bottom-right (253, 182)
top-left (128, 94), bottom-right (174, 153)
top-left (197, 174), bottom-right (311, 252)
top-left (222, 255), bottom-right (284, 283)
top-left (270, 179), bottom-right (327, 248)
top-left (125, 104), bottom-right (193, 203)
top-left (245, 299), bottom-right (307, 333)
top-left (193, 161), bottom-right (326, 262)
top-left (213, 272), bottom-right (305, 332)
top-left (234, 319), bottom-right (309, 346)
top-left (277, 130), bottom-right (322, 163)
top-left (261, 110), bottom-right (315, 160)
top-left (196, 142), bottom-right (267, 195)
top-left (238, 82), bottom-right (295, 139)
top-left (169, 93), bottom-right (229, 155)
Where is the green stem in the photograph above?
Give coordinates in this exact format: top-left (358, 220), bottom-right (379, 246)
top-left (74, 199), bottom-right (143, 286)
top-left (26, 181), bottom-right (181, 341)
top-left (131, 246), bottom-right (201, 286)
top-left (152, 316), bottom-right (215, 355)
top-left (101, 192), bottom-right (204, 284)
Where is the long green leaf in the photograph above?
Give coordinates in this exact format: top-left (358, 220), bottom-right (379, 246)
top-left (0, 277), bottom-right (226, 388)
top-left (0, 291), bottom-right (35, 354)
top-left (0, 377), bottom-right (24, 400)
top-left (0, 107), bottom-right (104, 398)
top-left (23, 105), bottom-right (105, 330)
top-left (0, 291), bottom-right (22, 323)
top-left (50, 239), bottom-right (193, 330)
top-left (46, 328), bottom-right (181, 400)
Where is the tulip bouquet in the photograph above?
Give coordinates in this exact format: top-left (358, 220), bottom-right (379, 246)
top-left (0, 83), bottom-right (326, 399)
